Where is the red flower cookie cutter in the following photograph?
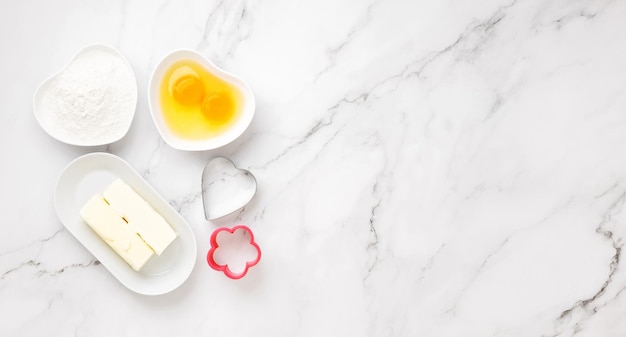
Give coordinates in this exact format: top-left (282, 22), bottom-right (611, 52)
top-left (207, 225), bottom-right (261, 279)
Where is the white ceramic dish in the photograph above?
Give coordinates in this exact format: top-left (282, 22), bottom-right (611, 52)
top-left (148, 49), bottom-right (255, 151)
top-left (54, 152), bottom-right (196, 295)
top-left (33, 44), bottom-right (137, 146)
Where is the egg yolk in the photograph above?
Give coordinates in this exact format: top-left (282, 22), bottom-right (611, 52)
top-left (202, 93), bottom-right (232, 122)
top-left (159, 59), bottom-right (242, 140)
top-left (168, 66), bottom-right (204, 105)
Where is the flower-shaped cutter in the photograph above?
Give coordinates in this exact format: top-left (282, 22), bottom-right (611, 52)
top-left (207, 225), bottom-right (261, 279)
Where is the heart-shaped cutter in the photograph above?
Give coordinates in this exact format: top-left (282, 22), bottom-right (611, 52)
top-left (202, 157), bottom-right (257, 220)
top-left (148, 49), bottom-right (255, 151)
top-left (207, 225), bottom-right (261, 279)
top-left (33, 44), bottom-right (137, 146)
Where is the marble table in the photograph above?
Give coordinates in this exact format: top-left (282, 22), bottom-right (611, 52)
top-left (2, 0), bottom-right (626, 336)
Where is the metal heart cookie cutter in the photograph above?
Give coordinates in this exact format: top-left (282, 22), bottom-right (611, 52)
top-left (207, 225), bottom-right (261, 279)
top-left (201, 157), bottom-right (257, 220)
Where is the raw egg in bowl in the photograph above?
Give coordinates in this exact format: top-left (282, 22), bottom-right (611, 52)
top-left (148, 50), bottom-right (255, 151)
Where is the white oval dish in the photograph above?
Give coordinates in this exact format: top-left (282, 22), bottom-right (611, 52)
top-left (148, 49), bottom-right (255, 151)
top-left (54, 152), bottom-right (196, 295)
top-left (33, 44), bottom-right (137, 146)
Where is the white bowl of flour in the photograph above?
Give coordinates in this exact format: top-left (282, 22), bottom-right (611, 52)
top-left (33, 44), bottom-right (137, 146)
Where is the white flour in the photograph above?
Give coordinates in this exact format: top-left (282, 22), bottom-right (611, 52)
top-left (41, 49), bottom-right (136, 144)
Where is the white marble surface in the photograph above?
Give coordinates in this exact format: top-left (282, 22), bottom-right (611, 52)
top-left (2, 0), bottom-right (626, 335)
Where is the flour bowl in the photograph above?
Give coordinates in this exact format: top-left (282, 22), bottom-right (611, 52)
top-left (148, 49), bottom-right (255, 151)
top-left (33, 44), bottom-right (137, 146)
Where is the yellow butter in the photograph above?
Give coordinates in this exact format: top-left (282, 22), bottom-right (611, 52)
top-left (103, 179), bottom-right (178, 255)
top-left (80, 195), bottom-right (154, 271)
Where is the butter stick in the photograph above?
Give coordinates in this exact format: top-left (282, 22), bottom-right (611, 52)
top-left (80, 195), bottom-right (154, 271)
top-left (103, 179), bottom-right (178, 255)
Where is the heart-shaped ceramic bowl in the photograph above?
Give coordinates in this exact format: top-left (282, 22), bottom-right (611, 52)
top-left (33, 44), bottom-right (137, 146)
top-left (202, 157), bottom-right (257, 220)
top-left (148, 50), bottom-right (255, 151)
